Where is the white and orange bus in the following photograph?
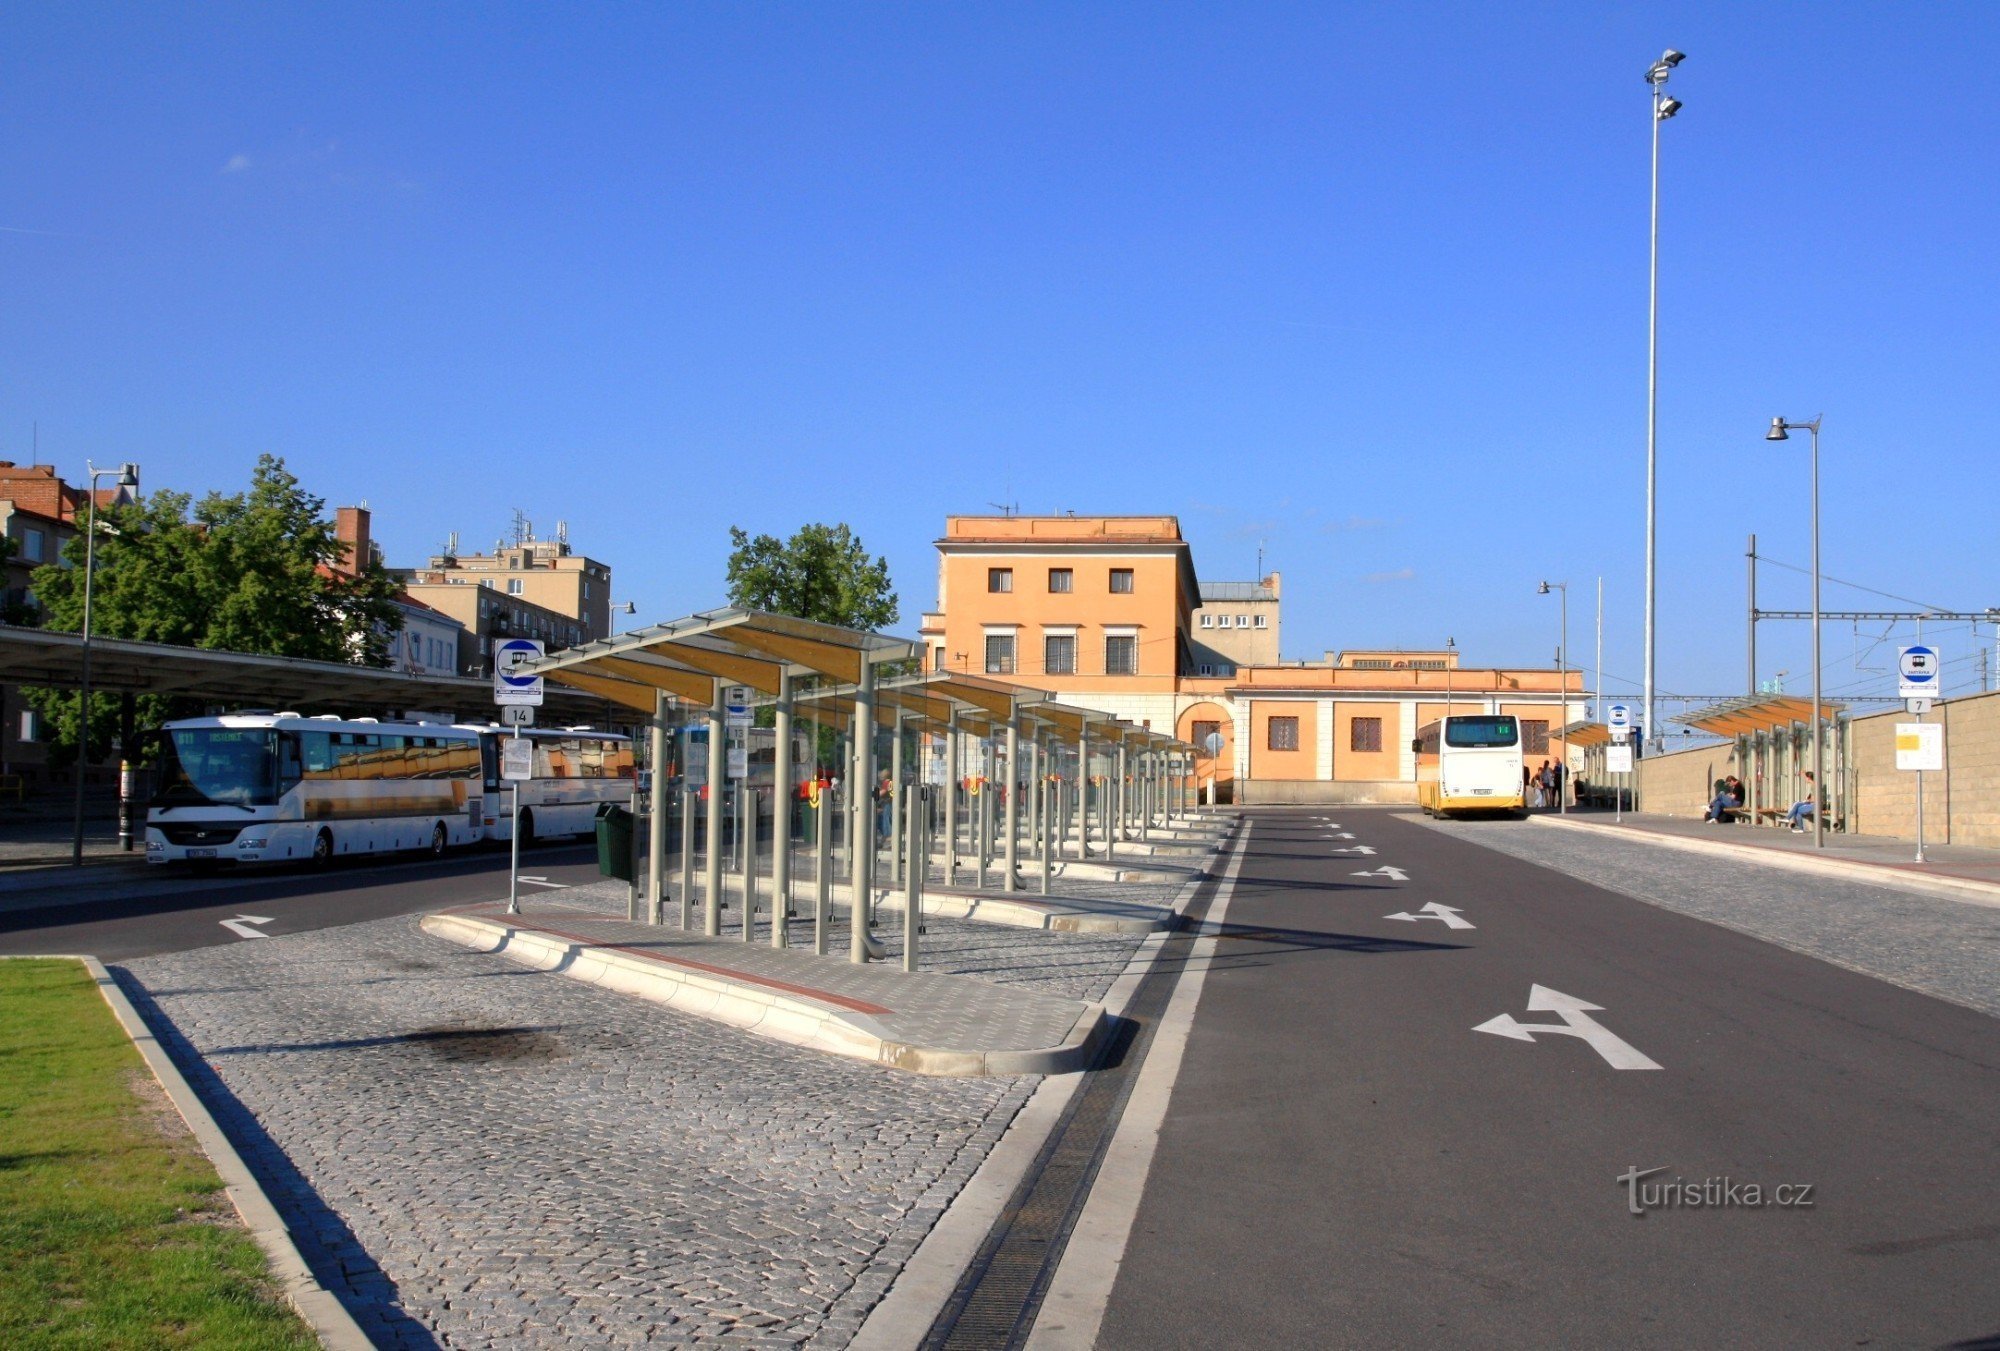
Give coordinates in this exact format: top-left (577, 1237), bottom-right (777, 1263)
top-left (1414, 715), bottom-right (1526, 816)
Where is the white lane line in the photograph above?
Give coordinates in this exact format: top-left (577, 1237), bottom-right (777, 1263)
top-left (1024, 822), bottom-right (1253, 1350)
top-left (514, 876), bottom-right (570, 889)
top-left (1473, 984), bottom-right (1662, 1070)
top-left (219, 914), bottom-right (276, 939)
top-left (1385, 901), bottom-right (1474, 929)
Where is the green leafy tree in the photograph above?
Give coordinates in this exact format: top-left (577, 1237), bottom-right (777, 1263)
top-left (724, 523), bottom-right (899, 631)
top-left (26, 455), bottom-right (405, 764)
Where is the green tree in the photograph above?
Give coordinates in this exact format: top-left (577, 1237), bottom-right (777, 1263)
top-left (26, 455), bottom-right (405, 764)
top-left (724, 523), bottom-right (899, 631)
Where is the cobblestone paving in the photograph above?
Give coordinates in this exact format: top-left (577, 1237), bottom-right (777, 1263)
top-left (120, 877), bottom-right (1158, 1348)
top-left (1413, 814), bottom-right (2000, 1018)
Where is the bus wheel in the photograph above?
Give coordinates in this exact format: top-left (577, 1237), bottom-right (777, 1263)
top-left (519, 810), bottom-right (536, 848)
top-left (311, 829), bottom-right (334, 867)
top-left (429, 822), bottom-right (448, 857)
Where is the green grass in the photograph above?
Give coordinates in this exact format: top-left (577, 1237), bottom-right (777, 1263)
top-left (0, 959), bottom-right (321, 1350)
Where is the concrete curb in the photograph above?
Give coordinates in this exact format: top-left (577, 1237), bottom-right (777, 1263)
top-left (875, 887), bottom-right (1168, 936)
top-left (0, 955), bottom-right (376, 1350)
top-left (1531, 815), bottom-right (2000, 910)
top-left (849, 819), bottom-right (1234, 1350)
top-left (420, 911), bottom-right (1109, 1077)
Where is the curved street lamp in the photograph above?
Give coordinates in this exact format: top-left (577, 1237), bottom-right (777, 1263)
top-left (73, 461), bottom-right (141, 866)
top-left (1765, 415), bottom-right (1824, 848)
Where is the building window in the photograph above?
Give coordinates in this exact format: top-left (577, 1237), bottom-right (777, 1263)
top-left (1523, 719), bottom-right (1550, 755)
top-left (20, 528), bottom-right (44, 563)
top-left (1236, 615), bottom-right (1251, 628)
top-left (985, 633), bottom-right (1016, 674)
top-left (1350, 717), bottom-right (1383, 753)
top-left (1044, 634), bottom-right (1076, 675)
top-left (1048, 568), bottom-right (1072, 594)
top-left (1218, 663), bottom-right (1234, 678)
top-left (1199, 613), bottom-right (1214, 628)
top-left (507, 579), bottom-right (524, 595)
top-left (1191, 720), bottom-right (1220, 751)
top-left (933, 646), bottom-right (946, 672)
top-left (1254, 615), bottom-right (1267, 629)
top-left (583, 581), bottom-right (592, 599)
top-left (20, 710), bottom-right (42, 742)
top-left (1109, 568), bottom-right (1134, 594)
top-left (1268, 716), bottom-right (1300, 751)
top-left (1104, 634), bottom-right (1137, 675)
top-left (1198, 663), bottom-right (1213, 676)
top-left (988, 568), bottom-right (1013, 594)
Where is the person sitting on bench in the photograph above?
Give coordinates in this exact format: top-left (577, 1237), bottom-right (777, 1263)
top-left (1785, 771), bottom-right (1819, 832)
top-left (1704, 775), bottom-right (1744, 823)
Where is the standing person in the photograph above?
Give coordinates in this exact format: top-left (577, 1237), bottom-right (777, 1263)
top-left (875, 770), bottom-right (895, 843)
top-left (1785, 771), bottom-right (1819, 832)
top-left (1523, 764), bottom-right (1534, 807)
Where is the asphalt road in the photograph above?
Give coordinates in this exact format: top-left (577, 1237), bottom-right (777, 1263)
top-left (0, 840), bottom-right (607, 961)
top-left (1094, 808), bottom-right (2000, 1349)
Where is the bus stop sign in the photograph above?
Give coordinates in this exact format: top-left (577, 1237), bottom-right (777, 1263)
top-left (493, 638), bottom-right (546, 707)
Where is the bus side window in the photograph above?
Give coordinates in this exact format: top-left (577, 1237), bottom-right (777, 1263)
top-left (299, 731), bottom-right (336, 777)
top-left (278, 734), bottom-right (304, 790)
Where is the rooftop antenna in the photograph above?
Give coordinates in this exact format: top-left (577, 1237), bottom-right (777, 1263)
top-left (557, 519), bottom-right (569, 545)
top-left (510, 509), bottom-right (532, 545)
top-left (1256, 539), bottom-right (1265, 581)
top-left (987, 500), bottom-right (1018, 517)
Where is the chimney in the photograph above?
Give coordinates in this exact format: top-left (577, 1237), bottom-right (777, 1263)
top-left (335, 506), bottom-right (372, 578)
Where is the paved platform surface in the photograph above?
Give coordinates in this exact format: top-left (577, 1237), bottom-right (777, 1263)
top-left (121, 882), bottom-right (1153, 1347)
top-left (1538, 811), bottom-right (2000, 899)
top-left (429, 899), bottom-right (1107, 1074)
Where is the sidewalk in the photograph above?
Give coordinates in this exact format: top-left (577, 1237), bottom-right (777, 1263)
top-left (1534, 812), bottom-right (2000, 906)
top-left (423, 900), bottom-right (1111, 1076)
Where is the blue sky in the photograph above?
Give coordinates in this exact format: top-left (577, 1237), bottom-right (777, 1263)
top-left (5, 4), bottom-right (1997, 718)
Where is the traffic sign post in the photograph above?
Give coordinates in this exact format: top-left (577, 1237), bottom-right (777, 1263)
top-left (1898, 646), bottom-right (1942, 864)
top-left (501, 736), bottom-right (533, 912)
top-left (501, 705), bottom-right (535, 727)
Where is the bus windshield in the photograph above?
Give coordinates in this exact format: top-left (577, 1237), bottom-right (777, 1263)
top-left (1444, 716), bottom-right (1519, 749)
top-left (152, 728), bottom-right (280, 807)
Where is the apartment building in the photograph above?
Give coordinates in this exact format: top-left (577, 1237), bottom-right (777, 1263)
top-left (390, 516), bottom-right (612, 675)
top-left (923, 513), bottom-right (1581, 803)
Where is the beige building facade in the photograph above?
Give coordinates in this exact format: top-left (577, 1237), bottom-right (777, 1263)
top-left (391, 517), bottom-right (613, 675)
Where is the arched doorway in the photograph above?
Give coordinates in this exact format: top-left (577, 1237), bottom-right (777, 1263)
top-left (1178, 702), bottom-right (1234, 804)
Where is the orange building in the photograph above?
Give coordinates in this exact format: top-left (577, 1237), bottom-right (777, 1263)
top-left (924, 514), bottom-right (1585, 804)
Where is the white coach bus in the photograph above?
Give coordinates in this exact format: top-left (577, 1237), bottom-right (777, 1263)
top-left (146, 713), bottom-right (486, 865)
top-left (1413, 714), bottom-right (1526, 816)
top-left (470, 725), bottom-right (636, 844)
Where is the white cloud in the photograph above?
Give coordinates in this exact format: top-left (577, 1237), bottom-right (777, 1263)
top-left (220, 153), bottom-right (252, 174)
top-left (1363, 567), bottom-right (1416, 583)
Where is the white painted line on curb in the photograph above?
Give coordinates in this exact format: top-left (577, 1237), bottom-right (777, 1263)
top-left (849, 823), bottom-right (1235, 1351)
top-left (1023, 822), bottom-right (1253, 1350)
top-left (0, 954), bottom-right (375, 1349)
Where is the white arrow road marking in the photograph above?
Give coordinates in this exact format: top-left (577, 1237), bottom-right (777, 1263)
top-left (1327, 844), bottom-right (1377, 855)
top-left (1473, 985), bottom-right (1662, 1070)
top-left (220, 915), bottom-right (275, 940)
top-left (515, 875), bottom-right (569, 889)
top-left (1384, 901), bottom-right (1474, 929)
top-left (1321, 831), bottom-right (1356, 839)
top-left (1352, 865), bottom-right (1411, 881)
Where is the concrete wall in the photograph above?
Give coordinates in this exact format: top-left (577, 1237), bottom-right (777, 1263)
top-left (1636, 689), bottom-right (2000, 847)
top-left (1849, 689), bottom-right (2000, 848)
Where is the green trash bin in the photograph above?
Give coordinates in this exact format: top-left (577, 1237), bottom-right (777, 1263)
top-left (595, 802), bottom-right (636, 881)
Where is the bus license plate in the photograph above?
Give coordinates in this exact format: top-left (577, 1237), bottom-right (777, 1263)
top-left (187, 847), bottom-right (217, 858)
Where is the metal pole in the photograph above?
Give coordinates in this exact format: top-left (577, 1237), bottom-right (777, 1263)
top-left (814, 783), bottom-right (832, 955)
top-left (648, 691), bottom-right (669, 923)
top-left (851, 657), bottom-right (876, 963)
top-left (1914, 707), bottom-right (1927, 864)
top-left (1559, 585), bottom-right (1568, 815)
top-left (976, 772), bottom-right (990, 889)
top-left (1643, 71), bottom-right (1664, 760)
top-left (704, 680), bottom-right (725, 936)
top-left (1003, 711), bottom-right (1020, 892)
top-left (1595, 577), bottom-right (1603, 724)
top-left (772, 671), bottom-right (793, 948)
top-left (680, 785), bottom-right (695, 929)
top-left (944, 712), bottom-right (960, 887)
top-left (1038, 738), bottom-right (1053, 895)
top-left (72, 473), bottom-right (104, 868)
top-left (507, 782), bottom-right (521, 914)
top-left (903, 786), bottom-right (923, 972)
top-left (890, 710), bottom-right (906, 886)
top-left (738, 780), bottom-right (755, 942)
top-left (1747, 533), bottom-right (1758, 696)
top-left (1075, 725), bottom-right (1088, 852)
top-left (1810, 424), bottom-right (1824, 849)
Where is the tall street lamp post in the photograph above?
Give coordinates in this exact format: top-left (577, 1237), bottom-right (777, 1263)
top-left (1765, 416), bottom-right (1824, 849)
top-left (1539, 581), bottom-right (1569, 814)
top-left (72, 461), bottom-right (140, 867)
top-left (1643, 47), bottom-right (1684, 759)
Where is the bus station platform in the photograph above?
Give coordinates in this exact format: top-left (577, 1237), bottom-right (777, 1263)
top-left (1534, 812), bottom-right (2000, 906)
top-left (421, 900), bottom-right (1111, 1077)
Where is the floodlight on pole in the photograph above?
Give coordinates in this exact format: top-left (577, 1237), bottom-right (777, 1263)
top-left (1765, 415), bottom-right (1825, 849)
top-left (72, 459), bottom-right (141, 866)
top-left (1641, 46), bottom-right (1685, 770)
